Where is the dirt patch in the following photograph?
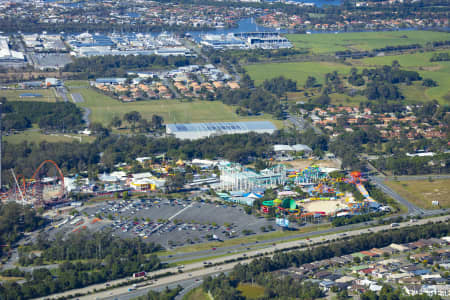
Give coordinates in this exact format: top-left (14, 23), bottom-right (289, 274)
top-left (300, 199), bottom-right (348, 214)
top-left (418, 65), bottom-right (442, 71)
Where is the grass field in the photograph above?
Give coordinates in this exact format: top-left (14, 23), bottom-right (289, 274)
top-left (246, 50), bottom-right (450, 105)
top-left (71, 87), bottom-right (283, 127)
top-left (4, 130), bottom-right (95, 144)
top-left (385, 179), bottom-right (450, 209)
top-left (183, 287), bottom-right (211, 300)
top-left (356, 51), bottom-right (450, 104)
top-left (286, 31), bottom-right (450, 54)
top-left (237, 283), bottom-right (265, 299)
top-left (1, 89), bottom-right (59, 102)
top-left (246, 61), bottom-right (354, 86)
top-left (65, 80), bottom-right (90, 87)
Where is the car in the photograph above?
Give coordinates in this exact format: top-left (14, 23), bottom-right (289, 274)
top-left (212, 247), bottom-right (216, 250)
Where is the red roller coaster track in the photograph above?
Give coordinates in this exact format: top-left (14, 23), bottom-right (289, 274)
top-left (24, 160), bottom-right (65, 205)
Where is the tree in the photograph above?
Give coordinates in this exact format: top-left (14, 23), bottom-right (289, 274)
top-left (109, 115), bottom-right (122, 128)
top-left (422, 78), bottom-right (438, 87)
top-left (313, 93), bottom-right (331, 106)
top-left (305, 76), bottom-right (317, 88)
top-left (89, 122), bottom-right (109, 138)
top-left (124, 111), bottom-right (142, 130)
top-left (151, 115), bottom-right (164, 130)
top-left (165, 173), bottom-right (185, 193)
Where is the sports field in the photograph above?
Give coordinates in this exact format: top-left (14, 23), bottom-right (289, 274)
top-left (286, 31), bottom-right (450, 54)
top-left (71, 87), bottom-right (283, 127)
top-left (1, 89), bottom-right (59, 102)
top-left (384, 179), bottom-right (450, 209)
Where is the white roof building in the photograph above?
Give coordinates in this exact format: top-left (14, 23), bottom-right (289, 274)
top-left (0, 36), bottom-right (25, 62)
top-left (274, 144), bottom-right (313, 153)
top-left (167, 121), bottom-right (276, 140)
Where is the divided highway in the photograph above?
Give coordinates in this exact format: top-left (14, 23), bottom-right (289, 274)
top-left (37, 215), bottom-right (449, 300)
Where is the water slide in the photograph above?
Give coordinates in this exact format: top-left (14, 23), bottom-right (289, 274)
top-left (355, 183), bottom-right (375, 201)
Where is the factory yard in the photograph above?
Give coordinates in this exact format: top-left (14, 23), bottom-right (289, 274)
top-left (53, 198), bottom-right (277, 249)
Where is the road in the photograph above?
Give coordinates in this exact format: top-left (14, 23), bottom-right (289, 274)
top-left (285, 112), bottom-right (322, 134)
top-left (56, 87), bottom-right (69, 103)
top-left (36, 214), bottom-right (449, 300)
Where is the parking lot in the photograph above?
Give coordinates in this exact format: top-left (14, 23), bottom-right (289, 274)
top-left (53, 198), bottom-right (277, 249)
top-left (28, 53), bottom-right (72, 69)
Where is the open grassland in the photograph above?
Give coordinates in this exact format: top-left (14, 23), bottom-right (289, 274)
top-left (4, 130), bottom-right (95, 144)
top-left (356, 51), bottom-right (450, 104)
top-left (246, 50), bottom-right (450, 105)
top-left (71, 87), bottom-right (283, 127)
top-left (237, 283), bottom-right (266, 299)
top-left (183, 287), bottom-right (211, 300)
top-left (286, 31), bottom-right (450, 54)
top-left (1, 88), bottom-right (59, 102)
top-left (357, 50), bottom-right (447, 68)
top-left (246, 61), bottom-right (354, 86)
top-left (64, 80), bottom-right (90, 87)
top-left (385, 179), bottom-right (450, 209)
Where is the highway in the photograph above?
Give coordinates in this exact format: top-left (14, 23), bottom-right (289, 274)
top-left (36, 214), bottom-right (449, 300)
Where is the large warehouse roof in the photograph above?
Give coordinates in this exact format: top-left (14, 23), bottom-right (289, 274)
top-left (167, 121), bottom-right (276, 133)
top-left (166, 121), bottom-right (277, 140)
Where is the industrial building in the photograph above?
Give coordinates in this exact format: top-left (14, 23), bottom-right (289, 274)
top-left (166, 121), bottom-right (277, 140)
top-left (0, 36), bottom-right (25, 63)
top-left (200, 32), bottom-right (292, 50)
top-left (67, 32), bottom-right (192, 57)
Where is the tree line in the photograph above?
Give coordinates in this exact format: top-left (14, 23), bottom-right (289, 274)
top-left (0, 230), bottom-right (162, 299)
top-left (373, 153), bottom-right (450, 175)
top-left (2, 128), bottom-right (328, 187)
top-left (0, 202), bottom-right (45, 257)
top-left (21, 230), bottom-right (162, 263)
top-left (1, 98), bottom-right (84, 132)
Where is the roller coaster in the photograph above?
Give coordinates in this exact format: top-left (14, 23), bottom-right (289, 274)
top-left (10, 160), bottom-right (67, 207)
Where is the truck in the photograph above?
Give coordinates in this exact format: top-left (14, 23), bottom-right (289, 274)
top-left (132, 271), bottom-right (146, 278)
top-left (391, 223), bottom-right (399, 227)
